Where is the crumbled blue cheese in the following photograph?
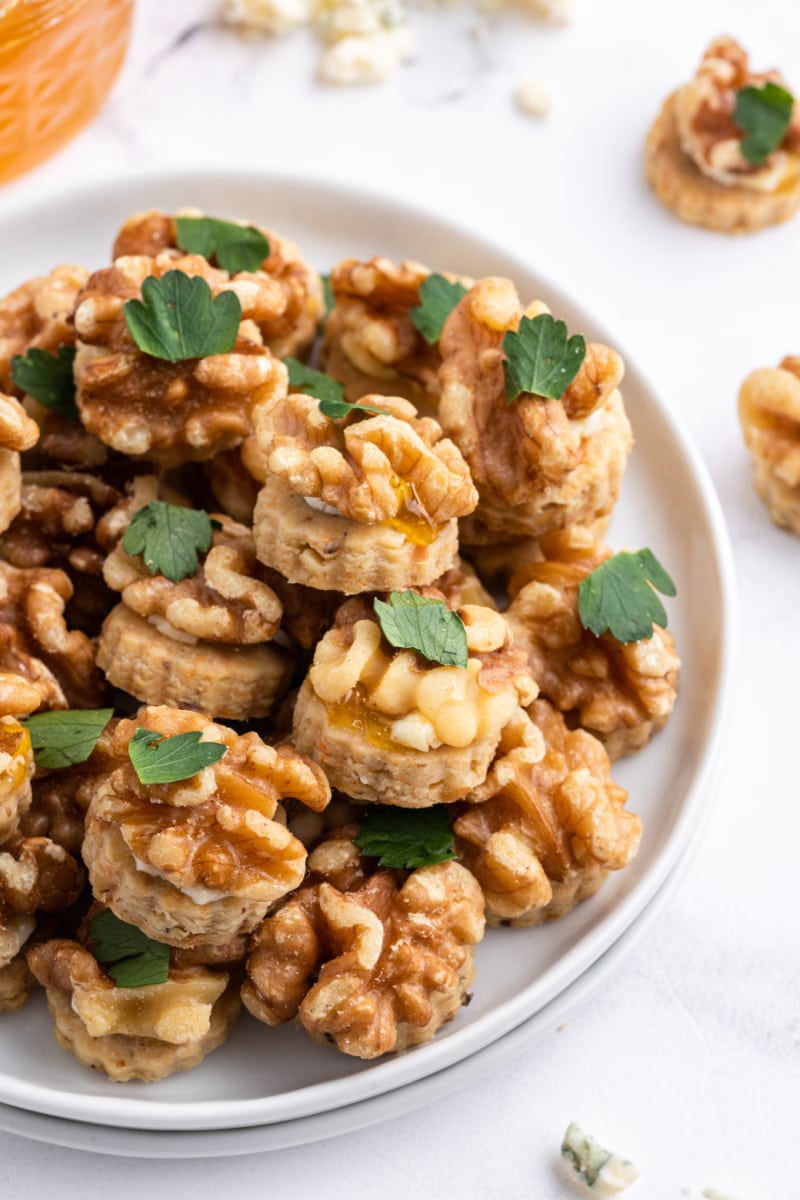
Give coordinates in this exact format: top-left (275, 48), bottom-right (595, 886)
top-left (561, 1122), bottom-right (640, 1197)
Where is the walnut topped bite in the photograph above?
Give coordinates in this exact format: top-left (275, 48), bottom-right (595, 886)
top-left (438, 278), bottom-right (632, 542)
top-left (292, 591), bottom-right (536, 806)
top-left (739, 355), bottom-right (800, 535)
top-left (253, 389), bottom-right (477, 593)
top-left (82, 705), bottom-right (330, 947)
top-left (646, 36), bottom-right (800, 233)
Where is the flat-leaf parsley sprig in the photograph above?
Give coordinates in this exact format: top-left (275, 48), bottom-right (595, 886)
top-left (354, 806), bottom-right (457, 869)
top-left (283, 357), bottom-right (388, 420)
top-left (410, 274), bottom-right (468, 345)
top-left (175, 215), bottom-right (270, 274)
top-left (503, 313), bottom-right (586, 405)
top-left (10, 345), bottom-right (78, 421)
top-left (373, 590), bottom-right (468, 668)
top-left (734, 81), bottom-right (795, 167)
top-left (122, 501), bottom-right (216, 583)
top-left (22, 708), bottom-right (113, 770)
top-left (127, 727), bottom-right (228, 786)
top-left (123, 270), bottom-right (241, 362)
top-left (89, 909), bottom-right (170, 988)
top-left (578, 548), bottom-right (676, 644)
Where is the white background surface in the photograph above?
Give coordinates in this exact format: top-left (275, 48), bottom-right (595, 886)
top-left (0, 0), bottom-right (797, 1196)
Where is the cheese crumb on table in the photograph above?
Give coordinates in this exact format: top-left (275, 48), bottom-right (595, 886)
top-left (560, 1122), bottom-right (640, 1197)
top-left (515, 79), bottom-right (551, 117)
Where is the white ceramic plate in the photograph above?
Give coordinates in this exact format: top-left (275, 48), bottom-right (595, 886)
top-left (0, 827), bottom-right (704, 1157)
top-left (0, 172), bottom-right (735, 1132)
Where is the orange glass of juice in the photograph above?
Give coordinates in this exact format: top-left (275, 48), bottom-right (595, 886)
top-left (0, 0), bottom-right (135, 185)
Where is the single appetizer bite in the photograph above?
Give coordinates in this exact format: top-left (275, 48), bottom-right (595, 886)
top-left (27, 917), bottom-right (240, 1081)
top-left (111, 208), bottom-right (323, 358)
top-left (292, 591), bottom-right (536, 806)
top-left (0, 715), bottom-right (34, 844)
top-left (438, 278), bottom-right (632, 541)
top-left (0, 560), bottom-right (107, 711)
top-left (97, 499), bottom-right (292, 720)
top-left (72, 250), bottom-right (288, 464)
top-left (321, 257), bottom-right (466, 410)
top-left (253, 390), bottom-right (478, 593)
top-left (82, 706), bottom-right (330, 947)
top-left (0, 264), bottom-right (88, 394)
top-left (242, 824), bottom-right (485, 1058)
top-left (645, 36), bottom-right (800, 233)
top-left (0, 393), bottom-right (39, 535)
top-left (738, 356), bottom-right (800, 535)
top-left (505, 527), bottom-right (680, 759)
top-left (454, 703), bottom-right (641, 925)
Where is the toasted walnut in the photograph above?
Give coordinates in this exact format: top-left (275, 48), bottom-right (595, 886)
top-left (505, 527), bottom-right (681, 758)
top-left (645, 39), bottom-right (800, 233)
top-left (0, 264), bottom-right (88, 393)
top-left (321, 257), bottom-right (457, 408)
top-left (292, 599), bottom-right (536, 806)
top-left (0, 953), bottom-right (34, 1012)
top-left (738, 358), bottom-right (800, 535)
top-left (0, 561), bottom-right (106, 711)
top-left (27, 938), bottom-right (240, 1081)
top-left (0, 392), bottom-right (40, 534)
top-left (0, 837), bottom-right (84, 915)
top-left (454, 701), bottom-right (641, 925)
top-left (83, 706), bottom-right (330, 947)
top-left (72, 252), bottom-right (289, 464)
top-left (0, 716), bottom-right (34, 844)
top-left (111, 209), bottom-right (323, 358)
top-left (438, 278), bottom-right (631, 539)
top-left (243, 826), bottom-right (485, 1057)
top-left (103, 511), bottom-right (282, 644)
top-left (432, 557), bottom-right (497, 611)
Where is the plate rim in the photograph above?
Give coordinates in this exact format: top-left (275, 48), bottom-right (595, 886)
top-left (0, 168), bottom-right (738, 1130)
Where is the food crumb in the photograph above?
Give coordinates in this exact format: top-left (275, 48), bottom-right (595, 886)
top-left (560, 1121), bottom-right (640, 1196)
top-left (515, 78), bottom-right (551, 117)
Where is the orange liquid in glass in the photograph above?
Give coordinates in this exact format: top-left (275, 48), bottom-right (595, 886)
top-left (0, 0), bottom-right (134, 184)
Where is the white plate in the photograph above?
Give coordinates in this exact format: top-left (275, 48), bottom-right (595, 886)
top-left (0, 172), bottom-right (735, 1132)
top-left (0, 826), bottom-right (703, 1157)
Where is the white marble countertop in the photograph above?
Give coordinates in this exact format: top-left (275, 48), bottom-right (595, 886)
top-left (1, 0), bottom-right (798, 1196)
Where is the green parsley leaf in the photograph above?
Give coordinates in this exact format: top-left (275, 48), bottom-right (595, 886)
top-left (22, 708), bottom-right (113, 770)
top-left (10, 345), bottom-right (78, 421)
top-left (122, 501), bottom-right (214, 582)
top-left (123, 270), bottom-right (241, 362)
top-left (128, 727), bottom-right (228, 786)
top-left (175, 216), bottom-right (270, 274)
top-left (410, 274), bottom-right (467, 345)
top-left (373, 590), bottom-right (468, 668)
top-left (578, 548), bottom-right (677, 644)
top-left (734, 82), bottom-right (795, 167)
top-left (502, 313), bottom-right (586, 405)
top-left (89, 909), bottom-right (170, 988)
top-left (354, 806), bottom-right (456, 869)
top-left (283, 357), bottom-right (388, 420)
top-left (320, 273), bottom-right (334, 317)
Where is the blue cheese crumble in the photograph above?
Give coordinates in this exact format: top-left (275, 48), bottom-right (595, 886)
top-left (560, 1122), bottom-right (640, 1196)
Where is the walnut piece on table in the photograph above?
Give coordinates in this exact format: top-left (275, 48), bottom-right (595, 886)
top-left (505, 526), bottom-right (681, 759)
top-left (0, 264), bottom-right (88, 394)
top-left (738, 356), bottom-right (800, 535)
top-left (111, 208), bottom-right (324, 359)
top-left (645, 37), bottom-right (800, 234)
top-left (321, 257), bottom-right (455, 409)
top-left (292, 596), bottom-right (536, 806)
top-left (454, 701), bottom-right (641, 925)
top-left (438, 277), bottom-right (632, 540)
top-left (243, 825), bottom-right (485, 1058)
top-left (83, 706), bottom-right (330, 947)
top-left (27, 938), bottom-right (240, 1081)
top-left (72, 251), bottom-right (289, 465)
top-left (0, 560), bottom-right (107, 711)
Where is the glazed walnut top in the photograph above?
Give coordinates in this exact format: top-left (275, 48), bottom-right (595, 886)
top-left (72, 251), bottom-right (288, 464)
top-left (111, 209), bottom-right (323, 359)
top-left (243, 826), bottom-right (485, 1057)
top-left (739, 355), bottom-right (800, 488)
top-left (437, 277), bottom-right (627, 513)
top-left (307, 597), bottom-right (536, 752)
top-left (86, 706), bottom-right (330, 903)
top-left (0, 264), bottom-right (88, 394)
top-left (103, 511), bottom-right (283, 645)
top-left (256, 390), bottom-right (477, 526)
top-left (674, 36), bottom-right (800, 192)
top-left (505, 527), bottom-right (681, 757)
